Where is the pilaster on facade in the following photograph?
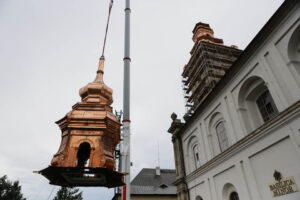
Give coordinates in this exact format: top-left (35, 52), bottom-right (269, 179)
top-left (265, 47), bottom-right (295, 107)
top-left (258, 54), bottom-right (287, 111)
top-left (226, 92), bottom-right (246, 140)
top-left (198, 122), bottom-right (209, 162)
top-left (243, 158), bottom-right (263, 200)
top-left (209, 176), bottom-right (218, 200)
top-left (168, 114), bottom-right (189, 200)
top-left (223, 96), bottom-right (238, 142)
top-left (270, 44), bottom-right (300, 104)
top-left (221, 97), bottom-right (237, 143)
top-left (236, 161), bottom-right (252, 200)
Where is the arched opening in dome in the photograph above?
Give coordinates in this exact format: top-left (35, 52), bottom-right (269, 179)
top-left (76, 142), bottom-right (91, 167)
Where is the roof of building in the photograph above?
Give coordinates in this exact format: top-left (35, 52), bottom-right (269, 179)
top-left (130, 168), bottom-right (177, 196)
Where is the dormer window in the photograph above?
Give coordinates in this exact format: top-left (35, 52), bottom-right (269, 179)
top-left (159, 184), bottom-right (168, 189)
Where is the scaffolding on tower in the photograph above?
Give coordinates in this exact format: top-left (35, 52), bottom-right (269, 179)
top-left (182, 23), bottom-right (242, 120)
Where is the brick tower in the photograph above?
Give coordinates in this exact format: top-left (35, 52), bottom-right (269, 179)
top-left (182, 22), bottom-right (242, 119)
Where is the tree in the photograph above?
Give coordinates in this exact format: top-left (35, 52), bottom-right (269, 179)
top-left (0, 175), bottom-right (26, 200)
top-left (53, 187), bottom-right (83, 200)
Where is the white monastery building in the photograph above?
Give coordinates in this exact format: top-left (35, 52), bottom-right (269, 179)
top-left (168, 0), bottom-right (300, 200)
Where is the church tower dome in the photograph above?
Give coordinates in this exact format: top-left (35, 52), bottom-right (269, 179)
top-left (39, 56), bottom-right (123, 187)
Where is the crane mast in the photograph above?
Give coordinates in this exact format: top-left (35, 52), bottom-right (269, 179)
top-left (121, 0), bottom-right (131, 199)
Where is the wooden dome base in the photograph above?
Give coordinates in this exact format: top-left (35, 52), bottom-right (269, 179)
top-left (38, 166), bottom-right (125, 188)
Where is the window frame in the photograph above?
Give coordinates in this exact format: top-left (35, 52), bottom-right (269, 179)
top-left (185, 135), bottom-right (202, 173)
top-left (256, 90), bottom-right (279, 122)
top-left (192, 143), bottom-right (201, 169)
top-left (238, 76), bottom-right (280, 132)
top-left (208, 112), bottom-right (231, 156)
top-left (215, 121), bottom-right (230, 152)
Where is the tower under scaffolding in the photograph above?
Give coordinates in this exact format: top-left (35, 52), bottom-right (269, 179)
top-left (182, 22), bottom-right (242, 119)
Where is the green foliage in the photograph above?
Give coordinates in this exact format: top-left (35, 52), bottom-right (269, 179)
top-left (53, 187), bottom-right (83, 200)
top-left (0, 175), bottom-right (26, 200)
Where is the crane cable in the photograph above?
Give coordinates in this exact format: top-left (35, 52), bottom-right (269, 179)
top-left (101, 0), bottom-right (114, 58)
top-left (32, 183), bottom-right (47, 200)
top-left (46, 186), bottom-right (56, 200)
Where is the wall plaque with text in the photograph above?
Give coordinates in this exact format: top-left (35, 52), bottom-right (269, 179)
top-left (269, 176), bottom-right (299, 197)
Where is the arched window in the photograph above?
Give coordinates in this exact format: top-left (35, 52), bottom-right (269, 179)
top-left (288, 24), bottom-right (300, 78)
top-left (196, 195), bottom-right (203, 200)
top-left (77, 142), bottom-right (91, 167)
top-left (216, 121), bottom-right (230, 152)
top-left (229, 192), bottom-right (239, 200)
top-left (186, 135), bottom-right (202, 172)
top-left (192, 144), bottom-right (201, 169)
top-left (208, 112), bottom-right (231, 156)
top-left (222, 183), bottom-right (239, 200)
top-left (238, 76), bottom-right (278, 132)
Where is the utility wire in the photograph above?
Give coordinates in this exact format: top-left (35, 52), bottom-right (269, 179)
top-left (101, 0), bottom-right (114, 58)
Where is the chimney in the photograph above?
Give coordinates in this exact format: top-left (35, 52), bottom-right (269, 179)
top-left (191, 22), bottom-right (224, 47)
top-left (155, 166), bottom-right (161, 176)
top-left (192, 22), bottom-right (214, 43)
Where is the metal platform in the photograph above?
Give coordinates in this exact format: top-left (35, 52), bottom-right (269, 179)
top-left (38, 166), bottom-right (125, 188)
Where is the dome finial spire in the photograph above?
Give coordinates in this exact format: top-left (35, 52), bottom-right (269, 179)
top-left (94, 56), bottom-right (105, 83)
top-left (79, 56), bottom-right (113, 105)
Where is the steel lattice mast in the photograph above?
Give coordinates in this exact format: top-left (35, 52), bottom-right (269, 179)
top-left (121, 0), bottom-right (131, 199)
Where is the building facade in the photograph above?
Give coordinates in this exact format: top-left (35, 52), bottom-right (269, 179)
top-left (168, 0), bottom-right (300, 200)
top-left (112, 168), bottom-right (177, 200)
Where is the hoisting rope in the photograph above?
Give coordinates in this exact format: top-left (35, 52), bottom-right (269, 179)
top-left (32, 183), bottom-right (47, 200)
top-left (101, 0), bottom-right (114, 58)
top-left (46, 186), bottom-right (56, 200)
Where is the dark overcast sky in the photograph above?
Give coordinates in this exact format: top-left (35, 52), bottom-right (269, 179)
top-left (0, 0), bottom-right (284, 199)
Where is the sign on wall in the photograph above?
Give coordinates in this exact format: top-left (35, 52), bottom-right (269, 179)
top-left (269, 176), bottom-right (299, 197)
